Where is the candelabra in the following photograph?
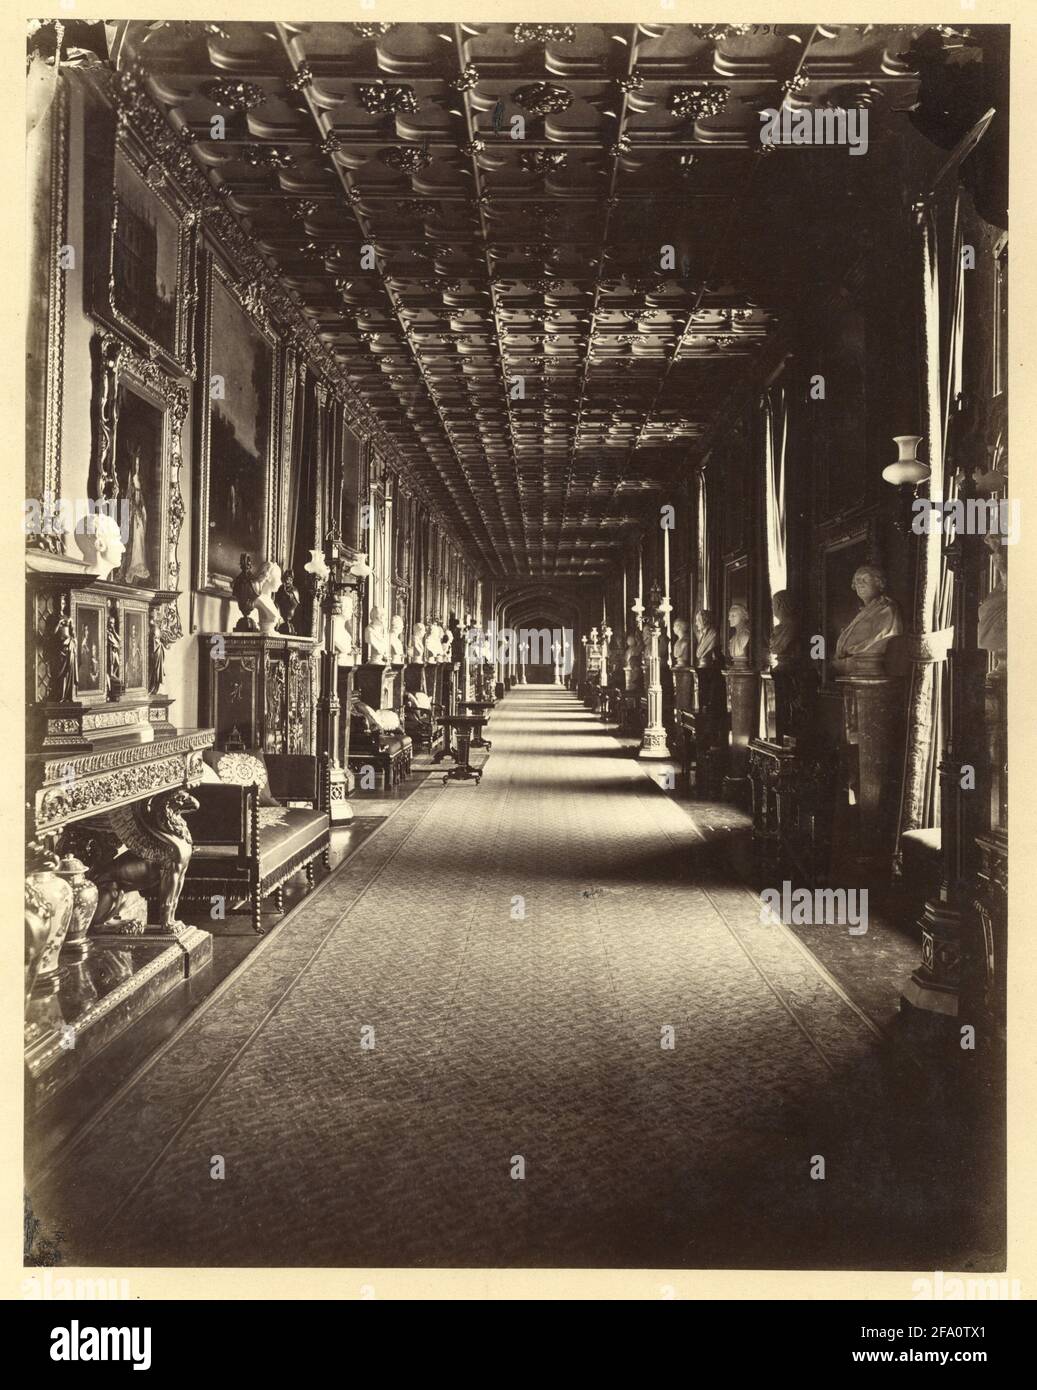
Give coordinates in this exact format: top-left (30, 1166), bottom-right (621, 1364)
top-left (639, 585), bottom-right (671, 759)
top-left (306, 528), bottom-right (370, 823)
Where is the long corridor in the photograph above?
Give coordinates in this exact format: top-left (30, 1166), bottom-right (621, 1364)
top-left (30, 689), bottom-right (991, 1270)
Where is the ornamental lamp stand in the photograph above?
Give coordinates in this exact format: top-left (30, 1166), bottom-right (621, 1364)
top-left (639, 585), bottom-right (671, 759)
top-left (309, 528), bottom-right (368, 824)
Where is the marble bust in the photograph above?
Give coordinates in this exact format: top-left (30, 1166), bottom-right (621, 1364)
top-left (768, 589), bottom-right (801, 668)
top-left (332, 590), bottom-right (358, 666)
top-left (426, 618), bottom-right (445, 664)
top-left (365, 606), bottom-right (390, 663)
top-left (727, 604), bottom-right (751, 664)
top-left (75, 511), bottom-right (126, 581)
top-left (389, 614), bottom-right (406, 665)
top-left (254, 560), bottom-right (282, 636)
top-left (409, 621), bottom-right (426, 664)
top-left (977, 535), bottom-right (1007, 662)
top-left (693, 610), bottom-right (719, 667)
top-left (834, 566), bottom-right (903, 663)
top-left (624, 631), bottom-right (643, 670)
top-left (671, 618), bottom-right (692, 669)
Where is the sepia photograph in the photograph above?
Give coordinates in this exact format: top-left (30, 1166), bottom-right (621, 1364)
top-left (16, 7), bottom-right (1030, 1320)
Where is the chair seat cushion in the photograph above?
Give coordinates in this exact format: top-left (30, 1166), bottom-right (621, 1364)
top-left (256, 808), bottom-right (328, 876)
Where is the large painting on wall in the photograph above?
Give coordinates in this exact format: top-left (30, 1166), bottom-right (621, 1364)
top-left (195, 257), bottom-right (279, 593)
top-left (88, 332), bottom-right (189, 600)
top-left (86, 111), bottom-right (197, 378)
top-left (113, 380), bottom-right (165, 587)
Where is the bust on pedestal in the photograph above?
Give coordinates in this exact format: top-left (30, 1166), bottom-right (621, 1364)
top-left (364, 607), bottom-right (390, 665)
top-left (833, 566), bottom-right (904, 877)
top-left (254, 560), bottom-right (283, 636)
top-left (832, 566), bottom-right (903, 674)
top-left (671, 617), bottom-right (693, 712)
top-left (723, 604), bottom-right (757, 802)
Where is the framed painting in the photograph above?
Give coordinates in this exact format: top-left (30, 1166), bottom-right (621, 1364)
top-left (89, 333), bottom-right (189, 601)
top-left (195, 255), bottom-right (280, 595)
top-left (71, 594), bottom-right (106, 704)
top-left (121, 605), bottom-right (149, 695)
top-left (86, 111), bottom-right (197, 378)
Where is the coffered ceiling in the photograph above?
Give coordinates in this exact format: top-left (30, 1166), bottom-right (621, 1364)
top-left (122, 20), bottom-right (944, 579)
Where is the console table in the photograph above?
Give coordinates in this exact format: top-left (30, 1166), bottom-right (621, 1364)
top-left (437, 714), bottom-right (487, 785)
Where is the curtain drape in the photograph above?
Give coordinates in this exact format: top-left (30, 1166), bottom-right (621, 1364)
top-left (763, 384), bottom-right (789, 601)
top-left (896, 190), bottom-right (965, 844)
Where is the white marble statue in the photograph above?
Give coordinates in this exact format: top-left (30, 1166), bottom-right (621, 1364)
top-left (409, 621), bottom-right (426, 664)
top-left (253, 560), bottom-right (283, 636)
top-left (834, 566), bottom-right (903, 662)
top-left (671, 618), bottom-right (692, 669)
top-left (727, 603), bottom-right (751, 664)
top-left (426, 619), bottom-right (445, 664)
top-left (389, 614), bottom-right (406, 665)
top-left (364, 605), bottom-right (390, 663)
top-left (332, 590), bottom-right (359, 666)
top-left (75, 511), bottom-right (126, 581)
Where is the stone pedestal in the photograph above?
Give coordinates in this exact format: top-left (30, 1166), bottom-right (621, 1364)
top-left (672, 667), bottom-right (693, 714)
top-left (835, 667), bottom-right (902, 878)
top-left (354, 661), bottom-right (393, 711)
top-left (639, 624), bottom-right (670, 761)
top-left (722, 666), bottom-right (759, 802)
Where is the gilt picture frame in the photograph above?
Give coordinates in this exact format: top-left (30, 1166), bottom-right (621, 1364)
top-left (85, 105), bottom-right (198, 379)
top-left (89, 332), bottom-right (188, 608)
top-left (194, 252), bottom-right (280, 596)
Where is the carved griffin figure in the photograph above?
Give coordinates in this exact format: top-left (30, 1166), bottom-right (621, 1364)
top-left (89, 787), bottom-right (199, 933)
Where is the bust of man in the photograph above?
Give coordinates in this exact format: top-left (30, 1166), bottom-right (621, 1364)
top-left (671, 618), bottom-right (692, 669)
top-left (727, 604), bottom-right (751, 664)
top-left (834, 566), bottom-right (903, 664)
top-left (332, 590), bottom-right (358, 666)
top-left (624, 631), bottom-right (642, 670)
top-left (388, 614), bottom-right (406, 665)
top-left (254, 560), bottom-right (282, 636)
top-left (426, 618), bottom-right (445, 664)
top-left (365, 605), bottom-right (389, 663)
top-left (75, 511), bottom-right (126, 581)
top-left (768, 589), bottom-right (801, 668)
top-left (409, 621), bottom-right (426, 664)
top-left (693, 610), bottom-right (718, 667)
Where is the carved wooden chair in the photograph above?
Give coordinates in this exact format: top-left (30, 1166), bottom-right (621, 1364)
top-left (182, 752), bottom-right (330, 934)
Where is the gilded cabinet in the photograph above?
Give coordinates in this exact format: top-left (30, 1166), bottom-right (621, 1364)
top-left (199, 634), bottom-right (318, 755)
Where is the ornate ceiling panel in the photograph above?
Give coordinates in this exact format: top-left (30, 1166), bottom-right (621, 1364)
top-left (122, 19), bottom-right (936, 578)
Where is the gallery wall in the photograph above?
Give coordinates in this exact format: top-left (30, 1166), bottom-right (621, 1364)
top-left (26, 70), bottom-right (480, 732)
